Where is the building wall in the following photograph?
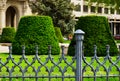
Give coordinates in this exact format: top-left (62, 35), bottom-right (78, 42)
top-left (71, 0), bottom-right (120, 36)
top-left (0, 0), bottom-right (32, 34)
top-left (0, 0), bottom-right (120, 36)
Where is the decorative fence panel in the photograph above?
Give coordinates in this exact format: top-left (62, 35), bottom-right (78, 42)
top-left (0, 29), bottom-right (120, 81)
top-left (0, 45), bottom-right (76, 81)
top-left (82, 45), bottom-right (120, 81)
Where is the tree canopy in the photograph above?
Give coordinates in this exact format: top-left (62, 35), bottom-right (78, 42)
top-left (87, 0), bottom-right (120, 9)
top-left (29, 0), bottom-right (76, 35)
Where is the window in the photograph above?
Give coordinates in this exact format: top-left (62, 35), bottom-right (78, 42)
top-left (98, 7), bottom-right (102, 13)
top-left (110, 8), bottom-right (114, 14)
top-left (104, 8), bottom-right (108, 14)
top-left (74, 4), bottom-right (81, 11)
top-left (83, 5), bottom-right (88, 12)
top-left (110, 19), bottom-right (114, 21)
top-left (116, 23), bottom-right (120, 34)
top-left (91, 6), bottom-right (96, 12)
top-left (117, 9), bottom-right (120, 14)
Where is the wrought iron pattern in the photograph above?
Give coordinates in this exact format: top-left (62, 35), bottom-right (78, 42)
top-left (0, 46), bottom-right (76, 81)
top-left (82, 45), bottom-right (120, 81)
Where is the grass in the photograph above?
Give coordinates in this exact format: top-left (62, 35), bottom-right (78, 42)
top-left (63, 40), bottom-right (71, 43)
top-left (115, 40), bottom-right (120, 43)
top-left (0, 53), bottom-right (120, 81)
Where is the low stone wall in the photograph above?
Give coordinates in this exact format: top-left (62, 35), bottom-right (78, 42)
top-left (0, 45), bottom-right (9, 53)
top-left (0, 43), bottom-right (11, 46)
top-left (0, 43), bottom-right (70, 54)
top-left (59, 43), bottom-right (69, 55)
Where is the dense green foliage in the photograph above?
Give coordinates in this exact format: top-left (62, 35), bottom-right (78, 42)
top-left (54, 27), bottom-right (64, 43)
top-left (29, 0), bottom-right (76, 35)
top-left (68, 16), bottom-right (118, 56)
top-left (0, 27), bottom-right (15, 43)
top-left (12, 16), bottom-right (60, 55)
top-left (85, 0), bottom-right (120, 9)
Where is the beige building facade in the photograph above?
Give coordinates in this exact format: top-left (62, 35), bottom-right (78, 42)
top-left (71, 0), bottom-right (120, 36)
top-left (0, 0), bottom-right (120, 37)
top-left (0, 0), bottom-right (32, 34)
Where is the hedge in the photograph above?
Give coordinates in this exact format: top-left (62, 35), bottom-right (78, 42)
top-left (0, 27), bottom-right (15, 43)
top-left (12, 16), bottom-right (60, 55)
top-left (54, 27), bottom-right (64, 43)
top-left (68, 16), bottom-right (118, 56)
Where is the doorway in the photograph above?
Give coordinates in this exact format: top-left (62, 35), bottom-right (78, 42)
top-left (6, 6), bottom-right (17, 27)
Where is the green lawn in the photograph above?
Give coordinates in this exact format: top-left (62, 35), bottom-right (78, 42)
top-left (115, 40), bottom-right (120, 43)
top-left (0, 53), bottom-right (120, 81)
top-left (63, 40), bottom-right (71, 43)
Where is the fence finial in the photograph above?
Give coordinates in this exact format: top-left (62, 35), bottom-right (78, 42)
top-left (61, 45), bottom-right (65, 56)
top-left (48, 45), bottom-right (51, 55)
top-left (9, 46), bottom-right (12, 55)
top-left (35, 45), bottom-right (38, 56)
top-left (75, 29), bottom-right (85, 34)
top-left (22, 45), bottom-right (25, 55)
top-left (74, 29), bottom-right (85, 41)
top-left (94, 45), bottom-right (97, 57)
top-left (106, 45), bottom-right (110, 56)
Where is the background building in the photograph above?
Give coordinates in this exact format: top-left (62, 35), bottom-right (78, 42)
top-left (0, 0), bottom-right (32, 34)
top-left (71, 0), bottom-right (120, 37)
top-left (0, 0), bottom-right (120, 37)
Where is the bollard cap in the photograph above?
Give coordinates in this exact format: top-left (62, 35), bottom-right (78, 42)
top-left (74, 29), bottom-right (85, 35)
top-left (74, 29), bottom-right (85, 41)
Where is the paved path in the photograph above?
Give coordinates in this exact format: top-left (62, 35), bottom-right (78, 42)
top-left (0, 45), bottom-right (9, 53)
top-left (0, 43), bottom-right (70, 54)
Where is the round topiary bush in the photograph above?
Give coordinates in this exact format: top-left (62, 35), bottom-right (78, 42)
top-left (0, 27), bottom-right (16, 43)
top-left (12, 16), bottom-right (60, 55)
top-left (68, 16), bottom-right (118, 56)
top-left (54, 27), bottom-right (64, 43)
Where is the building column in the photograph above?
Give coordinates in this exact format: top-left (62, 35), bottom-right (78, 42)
top-left (88, 6), bottom-right (91, 14)
top-left (102, 7), bottom-right (104, 14)
top-left (110, 22), bottom-right (113, 35)
top-left (81, 0), bottom-right (84, 14)
top-left (114, 23), bottom-right (116, 35)
top-left (0, 9), bottom-right (5, 34)
top-left (108, 8), bottom-right (110, 14)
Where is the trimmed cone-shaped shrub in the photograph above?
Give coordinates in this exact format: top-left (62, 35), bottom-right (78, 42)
top-left (0, 27), bottom-right (15, 43)
top-left (12, 16), bottom-right (60, 55)
top-left (68, 16), bottom-right (118, 56)
top-left (54, 27), bottom-right (64, 43)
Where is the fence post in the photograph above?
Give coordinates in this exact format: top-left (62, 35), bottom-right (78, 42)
top-left (75, 29), bottom-right (85, 81)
